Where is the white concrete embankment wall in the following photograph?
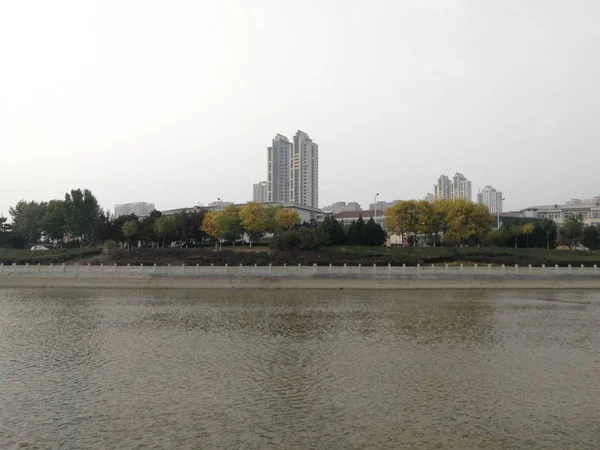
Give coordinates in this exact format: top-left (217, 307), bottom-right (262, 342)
top-left (1, 263), bottom-right (599, 289)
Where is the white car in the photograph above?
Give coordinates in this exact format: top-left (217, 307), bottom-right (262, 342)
top-left (30, 245), bottom-right (49, 251)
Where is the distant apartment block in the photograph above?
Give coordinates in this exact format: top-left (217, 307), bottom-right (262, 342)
top-left (291, 131), bottom-right (319, 208)
top-left (434, 175), bottom-right (452, 200)
top-left (267, 130), bottom-right (319, 208)
top-left (477, 185), bottom-right (503, 214)
top-left (322, 201), bottom-right (362, 214)
top-left (452, 173), bottom-right (472, 201)
top-left (369, 200), bottom-right (402, 211)
top-left (424, 193), bottom-right (435, 203)
top-left (434, 173), bottom-right (472, 201)
top-left (267, 134), bottom-right (292, 203)
top-left (114, 202), bottom-right (155, 218)
top-left (253, 181), bottom-right (268, 203)
top-left (565, 196), bottom-right (600, 205)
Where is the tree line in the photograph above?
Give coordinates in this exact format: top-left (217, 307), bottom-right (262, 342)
top-left (0, 193), bottom-right (386, 250)
top-left (384, 198), bottom-right (600, 250)
top-left (0, 189), bottom-right (208, 249)
top-left (3, 190), bottom-right (598, 251)
top-left (201, 203), bottom-right (386, 250)
top-left (384, 199), bottom-right (493, 247)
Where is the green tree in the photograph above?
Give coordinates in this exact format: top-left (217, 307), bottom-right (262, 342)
top-left (153, 215), bottom-right (177, 247)
top-left (560, 214), bottom-right (584, 248)
top-left (173, 210), bottom-right (206, 247)
top-left (41, 200), bottom-right (66, 245)
top-left (540, 218), bottom-right (558, 250)
top-left (0, 216), bottom-right (9, 233)
top-left (140, 210), bottom-right (162, 246)
top-left (9, 200), bottom-right (48, 244)
top-left (110, 213), bottom-right (138, 246)
top-left (271, 227), bottom-right (324, 250)
top-left (420, 200), bottom-right (447, 246)
top-left (262, 207), bottom-right (278, 233)
top-left (521, 223), bottom-right (535, 248)
top-left (364, 217), bottom-right (386, 246)
top-left (582, 225), bottom-right (599, 251)
top-left (347, 215), bottom-right (367, 245)
top-left (63, 189), bottom-right (101, 245)
top-left (122, 220), bottom-right (138, 248)
top-left (385, 200), bottom-right (421, 246)
top-left (91, 209), bottom-right (113, 244)
top-left (219, 205), bottom-right (245, 245)
top-left (319, 215), bottom-right (346, 246)
top-left (0, 216), bottom-right (11, 247)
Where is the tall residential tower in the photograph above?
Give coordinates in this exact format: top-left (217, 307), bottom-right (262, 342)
top-left (477, 185), bottom-right (503, 213)
top-left (267, 134), bottom-right (292, 203)
top-left (452, 173), bottom-right (472, 201)
top-left (291, 130), bottom-right (319, 208)
top-left (253, 181), bottom-right (268, 203)
top-left (434, 175), bottom-right (452, 200)
top-left (266, 130), bottom-right (319, 208)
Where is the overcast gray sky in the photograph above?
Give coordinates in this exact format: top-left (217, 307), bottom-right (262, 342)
top-left (1, 0), bottom-right (599, 217)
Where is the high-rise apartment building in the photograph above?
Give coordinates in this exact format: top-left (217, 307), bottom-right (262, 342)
top-left (266, 131), bottom-right (319, 208)
top-left (477, 186), bottom-right (503, 213)
top-left (424, 193), bottom-right (435, 203)
top-left (267, 134), bottom-right (293, 203)
top-left (114, 202), bottom-right (155, 218)
top-left (452, 173), bottom-right (472, 201)
top-left (253, 181), bottom-right (268, 203)
top-left (291, 130), bottom-right (319, 208)
top-left (434, 175), bottom-right (452, 200)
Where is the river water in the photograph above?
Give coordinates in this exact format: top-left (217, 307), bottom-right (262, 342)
top-left (0, 289), bottom-right (599, 449)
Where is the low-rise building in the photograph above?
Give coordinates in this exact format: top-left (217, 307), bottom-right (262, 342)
top-left (207, 200), bottom-right (234, 209)
top-left (334, 210), bottom-right (384, 228)
top-left (162, 202), bottom-right (323, 223)
top-left (522, 200), bottom-right (600, 226)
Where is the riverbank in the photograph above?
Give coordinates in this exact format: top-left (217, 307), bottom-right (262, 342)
top-left (3, 246), bottom-right (600, 267)
top-left (3, 276), bottom-right (600, 290)
top-left (2, 264), bottom-right (599, 289)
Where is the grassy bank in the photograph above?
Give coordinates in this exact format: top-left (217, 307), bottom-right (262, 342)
top-left (0, 248), bottom-right (102, 265)
top-left (74, 246), bottom-right (600, 267)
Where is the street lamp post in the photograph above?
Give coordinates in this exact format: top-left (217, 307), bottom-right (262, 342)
top-left (374, 193), bottom-right (380, 224)
top-left (497, 195), bottom-right (506, 229)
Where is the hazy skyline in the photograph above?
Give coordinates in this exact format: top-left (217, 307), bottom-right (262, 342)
top-left (2, 0), bottom-right (599, 218)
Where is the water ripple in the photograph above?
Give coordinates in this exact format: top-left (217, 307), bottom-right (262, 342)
top-left (0, 288), bottom-right (599, 449)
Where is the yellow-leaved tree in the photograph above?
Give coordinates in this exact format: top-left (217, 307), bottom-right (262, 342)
top-left (275, 208), bottom-right (300, 231)
top-left (239, 202), bottom-right (265, 247)
top-left (384, 200), bottom-right (422, 246)
top-left (202, 206), bottom-right (244, 247)
top-left (201, 211), bottom-right (221, 247)
top-left (445, 199), bottom-right (493, 247)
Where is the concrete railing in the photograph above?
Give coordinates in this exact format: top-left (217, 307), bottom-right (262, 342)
top-left (1, 262), bottom-right (599, 278)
